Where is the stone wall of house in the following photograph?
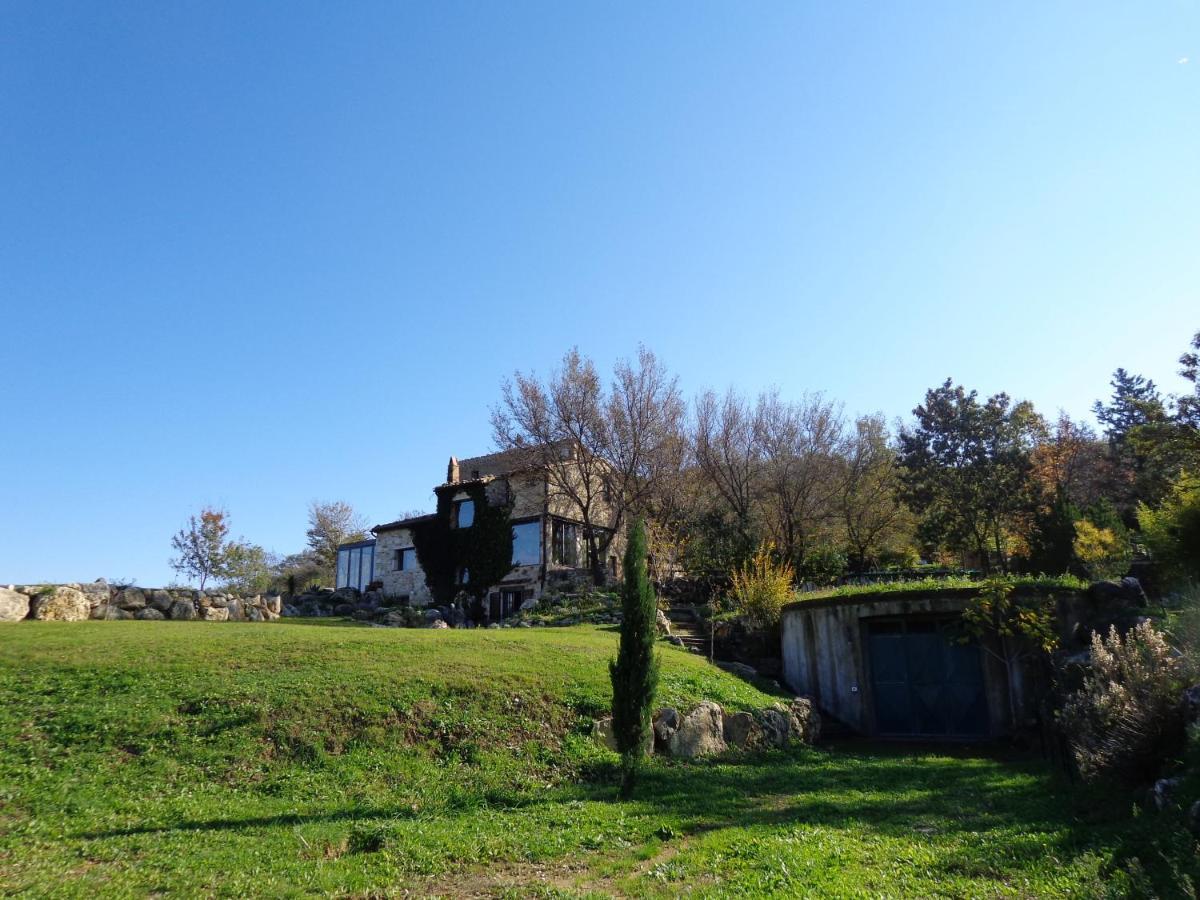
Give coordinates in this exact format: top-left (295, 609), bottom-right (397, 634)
top-left (373, 527), bottom-right (435, 605)
top-left (0, 581), bottom-right (283, 623)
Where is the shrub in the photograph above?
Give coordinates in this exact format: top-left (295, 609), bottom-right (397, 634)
top-left (1059, 621), bottom-right (1191, 784)
top-left (1072, 519), bottom-right (1132, 581)
top-left (729, 544), bottom-right (794, 630)
top-left (1137, 471), bottom-right (1200, 585)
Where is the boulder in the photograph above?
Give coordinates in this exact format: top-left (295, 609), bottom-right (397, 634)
top-left (653, 707), bottom-right (679, 751)
top-left (282, 604), bottom-right (299, 617)
top-left (135, 608), bottom-right (165, 621)
top-left (381, 610), bottom-right (408, 627)
top-left (716, 660), bottom-right (759, 680)
top-left (30, 587), bottom-right (91, 622)
top-left (424, 608), bottom-right (444, 623)
top-left (247, 607), bottom-right (264, 622)
top-left (148, 590), bottom-right (173, 612)
top-left (334, 603), bottom-right (356, 616)
top-left (787, 697), bottom-right (822, 745)
top-left (758, 708), bottom-right (791, 748)
top-left (200, 606), bottom-right (229, 622)
top-left (668, 702), bottom-right (726, 758)
top-left (430, 619), bottom-right (449, 629)
top-left (722, 710), bottom-right (764, 749)
top-left (114, 588), bottom-right (146, 611)
top-left (79, 580), bottom-right (111, 607)
top-left (264, 595), bottom-right (283, 614)
top-left (0, 587), bottom-right (29, 622)
top-left (1152, 777), bottom-right (1182, 811)
top-left (226, 599), bottom-right (244, 620)
top-left (756, 657), bottom-right (783, 679)
top-left (90, 604), bottom-right (132, 620)
top-left (593, 716), bottom-right (653, 754)
top-left (520, 597), bottom-right (537, 611)
top-left (207, 596), bottom-right (228, 608)
top-left (167, 599), bottom-right (197, 621)
top-left (656, 608), bottom-right (672, 636)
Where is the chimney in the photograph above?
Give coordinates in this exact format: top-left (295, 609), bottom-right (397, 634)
top-left (447, 456), bottom-right (460, 483)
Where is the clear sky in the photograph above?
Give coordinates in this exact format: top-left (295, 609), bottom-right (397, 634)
top-left (1, 2), bottom-right (1197, 586)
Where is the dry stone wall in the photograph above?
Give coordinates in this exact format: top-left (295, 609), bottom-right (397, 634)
top-left (0, 581), bottom-right (283, 623)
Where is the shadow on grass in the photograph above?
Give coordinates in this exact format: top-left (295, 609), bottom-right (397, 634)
top-left (78, 743), bottom-right (1196, 893)
top-left (82, 805), bottom-right (414, 839)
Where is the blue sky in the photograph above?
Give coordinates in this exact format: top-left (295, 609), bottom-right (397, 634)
top-left (1, 2), bottom-right (1196, 585)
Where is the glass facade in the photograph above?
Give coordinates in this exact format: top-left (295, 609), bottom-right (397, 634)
top-left (335, 541), bottom-right (375, 591)
top-left (552, 520), bottom-right (580, 566)
top-left (511, 520), bottom-right (541, 566)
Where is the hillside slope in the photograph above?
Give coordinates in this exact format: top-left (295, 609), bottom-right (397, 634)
top-left (0, 622), bottom-right (1192, 897)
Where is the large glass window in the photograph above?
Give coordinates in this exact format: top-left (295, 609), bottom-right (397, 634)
top-left (455, 499), bottom-right (475, 528)
top-left (336, 542), bottom-right (375, 591)
top-left (360, 544), bottom-right (374, 587)
top-left (511, 521), bottom-right (541, 566)
top-left (552, 520), bottom-right (579, 566)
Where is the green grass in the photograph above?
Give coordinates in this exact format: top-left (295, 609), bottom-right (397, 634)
top-left (0, 621), bottom-right (1194, 898)
top-left (786, 574), bottom-right (1089, 608)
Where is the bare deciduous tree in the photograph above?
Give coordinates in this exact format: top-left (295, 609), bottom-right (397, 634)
top-left (692, 388), bottom-right (760, 534)
top-left (492, 346), bottom-right (685, 584)
top-left (306, 500), bottom-right (370, 583)
top-left (755, 390), bottom-right (845, 567)
top-left (838, 414), bottom-right (910, 572)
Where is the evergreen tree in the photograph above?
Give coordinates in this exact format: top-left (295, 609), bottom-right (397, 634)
top-left (1022, 490), bottom-right (1080, 576)
top-left (897, 380), bottom-right (1040, 572)
top-left (1093, 368), bottom-right (1166, 447)
top-left (609, 519), bottom-right (659, 799)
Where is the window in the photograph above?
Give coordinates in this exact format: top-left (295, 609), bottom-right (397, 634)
top-left (395, 547), bottom-right (416, 572)
top-left (552, 520), bottom-right (579, 566)
top-left (336, 542), bottom-right (375, 591)
top-left (511, 521), bottom-right (541, 566)
top-left (454, 499), bottom-right (475, 528)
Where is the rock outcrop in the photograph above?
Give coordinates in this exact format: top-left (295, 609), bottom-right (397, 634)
top-left (30, 586), bottom-right (90, 622)
top-left (722, 710), bottom-right (765, 749)
top-left (668, 701), bottom-right (727, 758)
top-left (0, 587), bottom-right (30, 622)
top-left (5, 582), bottom-right (284, 626)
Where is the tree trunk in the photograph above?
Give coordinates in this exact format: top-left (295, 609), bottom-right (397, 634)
top-left (587, 529), bottom-right (605, 586)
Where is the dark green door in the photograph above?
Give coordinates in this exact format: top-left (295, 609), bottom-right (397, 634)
top-left (866, 618), bottom-right (988, 738)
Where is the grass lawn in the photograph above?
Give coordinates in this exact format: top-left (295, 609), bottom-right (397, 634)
top-left (0, 622), bottom-right (1195, 898)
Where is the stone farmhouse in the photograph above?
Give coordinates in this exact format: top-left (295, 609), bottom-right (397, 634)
top-left (335, 447), bottom-right (623, 622)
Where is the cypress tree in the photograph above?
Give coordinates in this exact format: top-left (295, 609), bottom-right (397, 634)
top-left (609, 518), bottom-right (659, 799)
